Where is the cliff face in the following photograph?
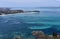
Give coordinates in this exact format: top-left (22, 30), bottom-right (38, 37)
top-left (10, 10), bottom-right (24, 13)
top-left (0, 9), bottom-right (24, 15)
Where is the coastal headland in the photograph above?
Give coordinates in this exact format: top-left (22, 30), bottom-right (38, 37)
top-left (0, 8), bottom-right (40, 15)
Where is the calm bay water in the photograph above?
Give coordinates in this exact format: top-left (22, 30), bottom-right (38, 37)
top-left (0, 7), bottom-right (60, 39)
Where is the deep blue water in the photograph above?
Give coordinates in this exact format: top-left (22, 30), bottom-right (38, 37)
top-left (0, 7), bottom-right (60, 39)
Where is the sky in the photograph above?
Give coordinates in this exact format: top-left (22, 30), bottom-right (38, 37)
top-left (0, 0), bottom-right (60, 7)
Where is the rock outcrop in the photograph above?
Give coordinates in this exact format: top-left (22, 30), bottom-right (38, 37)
top-left (0, 8), bottom-right (24, 15)
top-left (0, 8), bottom-right (40, 15)
top-left (26, 10), bottom-right (40, 12)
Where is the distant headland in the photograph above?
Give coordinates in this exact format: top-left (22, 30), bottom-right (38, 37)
top-left (0, 8), bottom-right (40, 15)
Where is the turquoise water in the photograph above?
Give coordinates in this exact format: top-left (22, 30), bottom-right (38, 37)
top-left (0, 7), bottom-right (60, 39)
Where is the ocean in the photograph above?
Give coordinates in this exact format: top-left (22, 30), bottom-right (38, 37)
top-left (0, 7), bottom-right (60, 39)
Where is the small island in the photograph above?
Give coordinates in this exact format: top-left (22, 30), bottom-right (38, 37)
top-left (0, 8), bottom-right (40, 15)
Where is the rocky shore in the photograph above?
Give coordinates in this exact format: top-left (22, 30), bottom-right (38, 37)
top-left (13, 31), bottom-right (60, 39)
top-left (0, 8), bottom-right (40, 15)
